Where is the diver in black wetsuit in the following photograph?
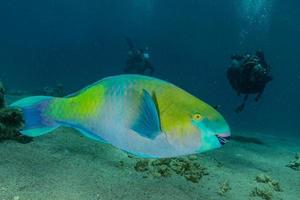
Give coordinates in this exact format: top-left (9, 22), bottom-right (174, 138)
top-left (227, 50), bottom-right (273, 113)
top-left (124, 37), bottom-right (154, 75)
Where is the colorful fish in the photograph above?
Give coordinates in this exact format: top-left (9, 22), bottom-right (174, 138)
top-left (11, 75), bottom-right (230, 158)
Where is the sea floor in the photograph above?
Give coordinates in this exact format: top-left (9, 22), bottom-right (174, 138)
top-left (0, 127), bottom-right (299, 200)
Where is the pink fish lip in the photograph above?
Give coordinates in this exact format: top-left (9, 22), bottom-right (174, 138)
top-left (216, 133), bottom-right (231, 145)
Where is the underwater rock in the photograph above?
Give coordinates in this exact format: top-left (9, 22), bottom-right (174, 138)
top-left (255, 174), bottom-right (282, 192)
top-left (133, 157), bottom-right (208, 183)
top-left (0, 82), bottom-right (32, 144)
top-left (286, 153), bottom-right (300, 171)
top-left (0, 108), bottom-right (24, 130)
top-left (217, 181), bottom-right (231, 196)
top-left (251, 186), bottom-right (273, 200)
top-left (0, 108), bottom-right (32, 143)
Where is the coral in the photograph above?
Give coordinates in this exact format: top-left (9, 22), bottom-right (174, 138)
top-left (218, 181), bottom-right (231, 196)
top-left (133, 157), bottom-right (208, 183)
top-left (250, 174), bottom-right (282, 200)
top-left (0, 82), bottom-right (32, 144)
top-left (255, 174), bottom-right (272, 183)
top-left (134, 160), bottom-right (149, 172)
top-left (286, 153), bottom-right (300, 171)
top-left (255, 174), bottom-right (282, 192)
top-left (169, 158), bottom-right (208, 183)
top-left (251, 186), bottom-right (273, 200)
top-left (0, 108), bottom-right (32, 143)
top-left (155, 164), bottom-right (172, 177)
top-left (0, 108), bottom-right (24, 130)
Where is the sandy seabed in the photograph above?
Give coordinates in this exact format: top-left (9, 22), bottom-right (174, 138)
top-left (0, 121), bottom-right (299, 200)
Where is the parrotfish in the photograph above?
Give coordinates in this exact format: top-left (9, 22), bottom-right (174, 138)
top-left (11, 75), bottom-right (230, 158)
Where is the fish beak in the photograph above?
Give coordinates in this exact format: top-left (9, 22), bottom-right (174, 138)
top-left (216, 133), bottom-right (231, 146)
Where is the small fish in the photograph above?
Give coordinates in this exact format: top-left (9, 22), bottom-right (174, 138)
top-left (11, 75), bottom-right (230, 158)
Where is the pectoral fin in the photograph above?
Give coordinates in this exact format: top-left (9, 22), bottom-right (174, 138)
top-left (131, 90), bottom-right (161, 139)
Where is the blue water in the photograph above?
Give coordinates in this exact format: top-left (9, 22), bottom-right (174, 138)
top-left (0, 1), bottom-right (299, 136)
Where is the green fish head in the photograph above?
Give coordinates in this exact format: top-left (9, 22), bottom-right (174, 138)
top-left (191, 108), bottom-right (231, 153)
top-left (160, 90), bottom-right (230, 155)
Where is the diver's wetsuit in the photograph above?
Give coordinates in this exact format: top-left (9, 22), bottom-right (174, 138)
top-left (124, 54), bottom-right (154, 75)
top-left (124, 38), bottom-right (154, 75)
top-left (227, 51), bottom-right (273, 112)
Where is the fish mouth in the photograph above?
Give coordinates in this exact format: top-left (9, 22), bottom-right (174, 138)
top-left (216, 133), bottom-right (231, 146)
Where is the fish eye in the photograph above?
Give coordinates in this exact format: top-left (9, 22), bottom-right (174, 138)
top-left (192, 113), bottom-right (203, 121)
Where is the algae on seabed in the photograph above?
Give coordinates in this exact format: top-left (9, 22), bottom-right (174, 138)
top-left (133, 156), bottom-right (209, 183)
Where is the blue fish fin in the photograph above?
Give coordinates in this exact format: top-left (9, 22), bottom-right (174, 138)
top-left (57, 121), bottom-right (108, 144)
top-left (10, 96), bottom-right (60, 137)
top-left (75, 127), bottom-right (108, 144)
top-left (132, 89), bottom-right (161, 139)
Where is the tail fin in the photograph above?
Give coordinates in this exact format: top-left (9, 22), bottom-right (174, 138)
top-left (10, 96), bottom-right (60, 137)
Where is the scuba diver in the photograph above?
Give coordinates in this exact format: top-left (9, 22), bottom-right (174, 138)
top-left (124, 37), bottom-right (154, 75)
top-left (227, 50), bottom-right (273, 113)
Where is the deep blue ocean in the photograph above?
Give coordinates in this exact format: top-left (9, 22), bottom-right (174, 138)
top-left (0, 0), bottom-right (299, 135)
